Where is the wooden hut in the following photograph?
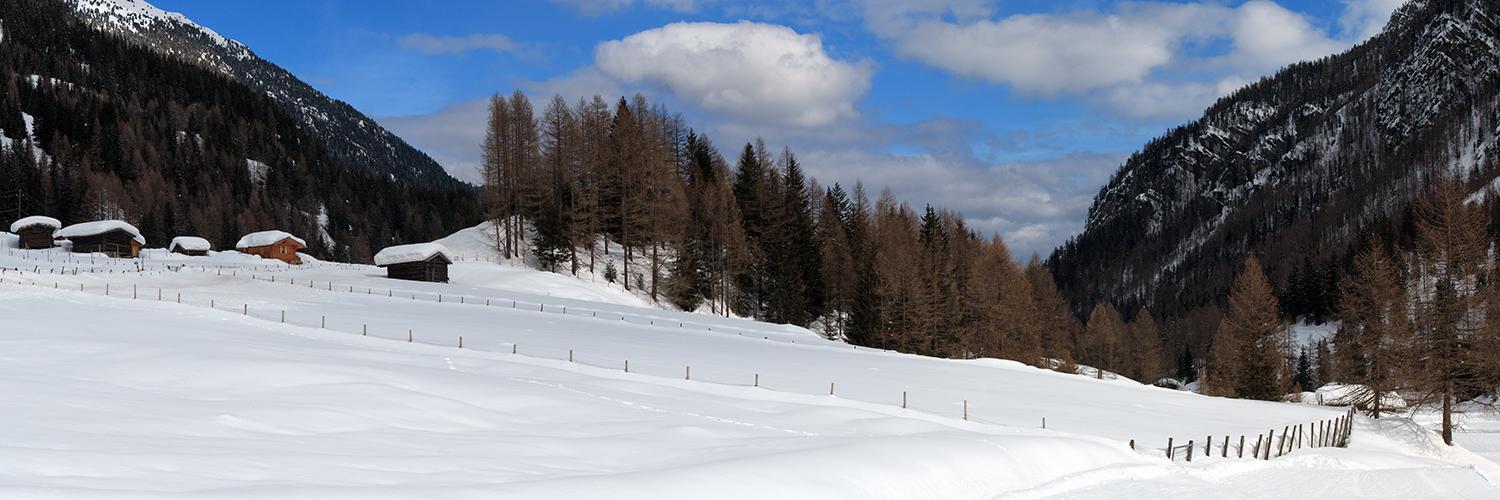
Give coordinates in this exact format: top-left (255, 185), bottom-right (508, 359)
top-left (169, 236), bottom-right (212, 256)
top-left (10, 216), bottom-right (61, 249)
top-left (56, 220), bottom-right (145, 258)
top-left (235, 230), bottom-right (306, 264)
top-left (374, 243), bottom-right (452, 283)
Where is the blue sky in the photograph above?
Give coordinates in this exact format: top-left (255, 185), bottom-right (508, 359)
top-left (148, 0), bottom-right (1405, 257)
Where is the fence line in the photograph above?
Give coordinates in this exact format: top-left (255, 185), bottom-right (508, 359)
top-left (1159, 407), bottom-right (1355, 462)
top-left (1, 265), bottom-right (1357, 457)
top-left (0, 257), bottom-right (783, 342)
top-left (0, 269), bottom-right (990, 421)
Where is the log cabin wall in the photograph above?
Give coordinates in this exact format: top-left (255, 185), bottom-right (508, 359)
top-left (385, 257), bottom-right (449, 282)
top-left (68, 229), bottom-right (139, 258)
top-left (17, 227), bottom-right (54, 249)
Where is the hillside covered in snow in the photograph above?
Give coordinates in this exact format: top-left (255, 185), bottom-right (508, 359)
top-left (3, 232), bottom-right (1499, 498)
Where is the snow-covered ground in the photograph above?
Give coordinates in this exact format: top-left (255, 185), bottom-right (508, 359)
top-left (2, 235), bottom-right (1498, 498)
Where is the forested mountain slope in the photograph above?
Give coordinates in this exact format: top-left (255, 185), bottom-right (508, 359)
top-left (64, 0), bottom-right (469, 191)
top-left (0, 0), bottom-right (479, 260)
top-left (1050, 0), bottom-right (1500, 321)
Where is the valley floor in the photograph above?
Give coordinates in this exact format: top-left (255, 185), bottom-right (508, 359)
top-left (1, 245), bottom-right (1497, 499)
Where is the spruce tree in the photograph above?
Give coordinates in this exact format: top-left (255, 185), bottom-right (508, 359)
top-left (1127, 307), bottom-right (1166, 383)
top-left (1337, 237), bottom-right (1411, 417)
top-left (1206, 254), bottom-right (1292, 401)
top-left (1082, 302), bottom-right (1125, 378)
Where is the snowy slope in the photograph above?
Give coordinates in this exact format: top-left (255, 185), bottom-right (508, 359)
top-left (2, 245), bottom-right (1498, 498)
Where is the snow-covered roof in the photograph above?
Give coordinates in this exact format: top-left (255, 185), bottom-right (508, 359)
top-left (10, 215), bottom-right (61, 233)
top-left (169, 236), bottom-right (212, 252)
top-left (56, 220), bottom-right (145, 245)
top-left (374, 243), bottom-right (453, 266)
top-left (235, 230), bottom-right (306, 249)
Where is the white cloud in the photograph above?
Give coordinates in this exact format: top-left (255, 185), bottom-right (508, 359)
top-left (1097, 76), bottom-right (1249, 119)
top-left (1340, 0), bottom-right (1408, 41)
top-left (862, 0), bottom-right (1399, 119)
top-left (888, 3), bottom-right (1227, 95)
top-left (397, 33), bottom-right (518, 55)
top-left (375, 99), bottom-right (492, 185)
top-left (1227, 1), bottom-right (1345, 72)
top-left (800, 147), bottom-right (1125, 257)
top-left (593, 21), bottom-right (874, 127)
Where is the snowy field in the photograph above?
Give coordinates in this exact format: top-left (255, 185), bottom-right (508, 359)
top-left (2, 232), bottom-right (1499, 498)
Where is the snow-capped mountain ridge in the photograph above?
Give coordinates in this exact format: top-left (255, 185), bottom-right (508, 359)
top-left (64, 0), bottom-right (469, 192)
top-left (1052, 0), bottom-right (1500, 316)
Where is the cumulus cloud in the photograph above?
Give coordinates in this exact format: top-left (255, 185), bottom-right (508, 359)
top-left (888, 3), bottom-right (1226, 95)
top-left (593, 21), bottom-right (874, 127)
top-left (1228, 1), bottom-right (1345, 72)
top-left (861, 0), bottom-right (1397, 119)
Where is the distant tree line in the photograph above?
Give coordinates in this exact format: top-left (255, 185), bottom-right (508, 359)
top-left (0, 0), bottom-right (479, 261)
top-left (481, 89), bottom-right (1175, 375)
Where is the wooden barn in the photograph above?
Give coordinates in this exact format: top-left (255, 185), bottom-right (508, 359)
top-left (169, 236), bottom-right (212, 256)
top-left (235, 230), bottom-right (306, 264)
top-left (10, 216), bottom-right (61, 249)
top-left (374, 243), bottom-right (452, 283)
top-left (56, 220), bottom-right (145, 258)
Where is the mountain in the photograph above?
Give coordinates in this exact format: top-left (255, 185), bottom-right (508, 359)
top-left (64, 0), bottom-right (469, 191)
top-left (0, 0), bottom-right (480, 260)
top-left (1049, 0), bottom-right (1500, 321)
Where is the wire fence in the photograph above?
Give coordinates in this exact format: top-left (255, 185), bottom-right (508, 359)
top-left (1, 256), bottom-right (1358, 460)
top-left (0, 267), bottom-right (984, 421)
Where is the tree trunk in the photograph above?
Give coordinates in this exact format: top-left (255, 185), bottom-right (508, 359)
top-left (1443, 377), bottom-right (1453, 445)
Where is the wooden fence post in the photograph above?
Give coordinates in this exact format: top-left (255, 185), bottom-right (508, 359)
top-left (964, 400), bottom-right (967, 421)
top-left (903, 391), bottom-right (907, 409)
top-left (1222, 435), bottom-right (1229, 457)
top-left (1238, 435), bottom-right (1245, 458)
top-left (1282, 426), bottom-right (1291, 455)
top-left (1205, 435), bottom-right (1211, 456)
top-left (1167, 437), bottom-right (1174, 460)
top-left (1187, 440), bottom-right (1193, 462)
